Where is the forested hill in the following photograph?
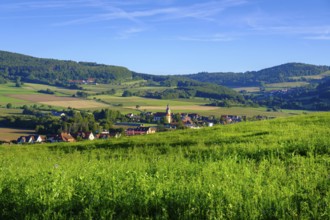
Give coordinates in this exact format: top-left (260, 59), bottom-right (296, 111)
top-left (0, 50), bottom-right (245, 103)
top-left (0, 50), bottom-right (132, 85)
top-left (184, 63), bottom-right (330, 87)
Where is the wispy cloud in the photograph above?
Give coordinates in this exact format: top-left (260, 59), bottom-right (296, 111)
top-left (0, 0), bottom-right (93, 10)
top-left (178, 34), bottom-right (233, 42)
top-left (53, 0), bottom-right (248, 26)
top-left (117, 27), bottom-right (148, 39)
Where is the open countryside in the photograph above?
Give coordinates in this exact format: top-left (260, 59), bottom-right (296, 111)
top-left (0, 52), bottom-right (329, 219)
top-left (0, 113), bottom-right (329, 219)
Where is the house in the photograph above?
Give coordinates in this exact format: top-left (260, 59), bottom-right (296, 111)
top-left (125, 127), bottom-right (156, 136)
top-left (59, 133), bottom-right (75, 142)
top-left (17, 135), bottom-right (34, 144)
top-left (33, 135), bottom-right (46, 143)
top-left (181, 115), bottom-right (196, 128)
top-left (126, 113), bottom-right (134, 118)
top-left (17, 135), bottom-right (46, 144)
top-left (73, 132), bottom-right (95, 141)
top-left (153, 112), bottom-right (166, 122)
top-left (51, 111), bottom-right (66, 117)
top-left (188, 113), bottom-right (200, 120)
top-left (47, 133), bottom-right (75, 142)
top-left (97, 133), bottom-right (111, 139)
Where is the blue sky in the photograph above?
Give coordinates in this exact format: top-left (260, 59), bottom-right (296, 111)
top-left (1, 0), bottom-right (329, 74)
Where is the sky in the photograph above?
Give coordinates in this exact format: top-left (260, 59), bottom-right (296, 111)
top-left (0, 0), bottom-right (330, 75)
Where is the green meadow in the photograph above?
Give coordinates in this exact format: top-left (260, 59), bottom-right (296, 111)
top-left (0, 83), bottom-right (36, 104)
top-left (0, 113), bottom-right (329, 219)
top-left (265, 81), bottom-right (310, 90)
top-left (0, 82), bottom-right (314, 116)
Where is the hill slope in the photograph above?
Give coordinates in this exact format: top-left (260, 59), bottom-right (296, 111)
top-left (184, 63), bottom-right (330, 87)
top-left (0, 50), bottom-right (244, 102)
top-left (0, 50), bottom-right (132, 85)
top-left (0, 113), bottom-right (329, 219)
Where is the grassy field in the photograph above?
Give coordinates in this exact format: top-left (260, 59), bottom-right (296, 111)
top-left (24, 83), bottom-right (79, 96)
top-left (0, 108), bottom-right (22, 116)
top-left (0, 113), bottom-right (329, 219)
top-left (91, 94), bottom-right (309, 116)
top-left (232, 86), bottom-right (260, 92)
top-left (265, 81), bottom-right (310, 89)
top-left (0, 83), bottom-right (111, 109)
top-left (0, 83), bottom-right (36, 104)
top-left (289, 71), bottom-right (330, 80)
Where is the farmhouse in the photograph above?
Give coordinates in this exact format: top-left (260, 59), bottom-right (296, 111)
top-left (73, 131), bottom-right (95, 141)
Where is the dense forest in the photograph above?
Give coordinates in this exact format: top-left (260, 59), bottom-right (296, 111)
top-left (184, 63), bottom-right (330, 87)
top-left (251, 77), bottom-right (330, 110)
top-left (0, 50), bottom-right (132, 86)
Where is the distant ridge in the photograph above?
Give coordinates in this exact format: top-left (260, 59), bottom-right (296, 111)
top-left (183, 63), bottom-right (330, 87)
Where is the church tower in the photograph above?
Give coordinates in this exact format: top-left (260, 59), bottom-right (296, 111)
top-left (165, 104), bottom-right (172, 124)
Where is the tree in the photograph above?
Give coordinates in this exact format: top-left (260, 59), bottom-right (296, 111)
top-left (122, 90), bottom-right (133, 97)
top-left (15, 77), bottom-right (22, 87)
top-left (6, 103), bottom-right (12, 109)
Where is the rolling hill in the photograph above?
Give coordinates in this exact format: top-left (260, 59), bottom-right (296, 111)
top-left (0, 50), bottom-right (132, 85)
top-left (183, 63), bottom-right (330, 87)
top-left (0, 50), bottom-right (245, 103)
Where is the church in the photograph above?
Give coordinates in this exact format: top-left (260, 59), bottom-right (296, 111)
top-left (153, 104), bottom-right (172, 124)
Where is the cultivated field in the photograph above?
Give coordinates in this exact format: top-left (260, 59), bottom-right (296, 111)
top-left (127, 105), bottom-right (219, 111)
top-left (8, 94), bottom-right (109, 109)
top-left (40, 100), bottom-right (109, 109)
top-left (0, 82), bottom-right (311, 116)
top-left (0, 127), bottom-right (35, 142)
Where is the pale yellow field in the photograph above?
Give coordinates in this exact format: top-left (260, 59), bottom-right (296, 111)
top-left (9, 94), bottom-right (109, 109)
top-left (126, 105), bottom-right (219, 111)
top-left (0, 127), bottom-right (35, 142)
top-left (40, 100), bottom-right (109, 109)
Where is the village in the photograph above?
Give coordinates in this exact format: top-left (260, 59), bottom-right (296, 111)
top-left (15, 105), bottom-right (247, 144)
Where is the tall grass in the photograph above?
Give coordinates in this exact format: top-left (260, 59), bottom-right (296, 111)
top-left (0, 113), bottom-right (329, 219)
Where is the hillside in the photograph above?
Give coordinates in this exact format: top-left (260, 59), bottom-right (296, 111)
top-left (0, 50), bottom-right (132, 86)
top-left (184, 63), bottom-right (330, 87)
top-left (0, 50), bottom-right (245, 103)
top-left (0, 113), bottom-right (329, 219)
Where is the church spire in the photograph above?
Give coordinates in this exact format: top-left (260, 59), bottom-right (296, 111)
top-left (165, 104), bottom-right (171, 124)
